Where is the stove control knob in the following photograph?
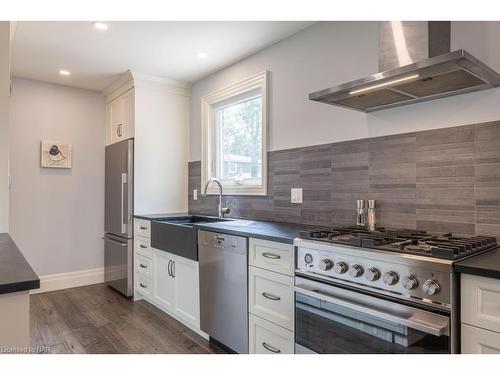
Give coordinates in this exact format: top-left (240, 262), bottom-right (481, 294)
top-left (365, 268), bottom-right (381, 281)
top-left (349, 264), bottom-right (364, 278)
top-left (319, 258), bottom-right (333, 271)
top-left (382, 271), bottom-right (399, 286)
top-left (423, 279), bottom-right (441, 296)
top-left (402, 275), bottom-right (419, 290)
top-left (334, 262), bottom-right (348, 274)
top-left (304, 253), bottom-right (313, 264)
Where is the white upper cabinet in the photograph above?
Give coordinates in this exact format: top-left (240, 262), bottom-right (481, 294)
top-left (107, 88), bottom-right (135, 145)
top-left (103, 70), bottom-right (191, 214)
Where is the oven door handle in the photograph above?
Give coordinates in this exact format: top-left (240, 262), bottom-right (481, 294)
top-left (294, 285), bottom-right (448, 337)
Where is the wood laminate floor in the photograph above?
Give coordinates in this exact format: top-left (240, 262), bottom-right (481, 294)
top-left (30, 283), bottom-right (225, 354)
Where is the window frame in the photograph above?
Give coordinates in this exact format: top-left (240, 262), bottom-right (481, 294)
top-left (201, 71), bottom-right (268, 196)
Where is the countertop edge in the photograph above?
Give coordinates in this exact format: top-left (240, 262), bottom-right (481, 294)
top-left (192, 224), bottom-right (295, 244)
top-left (454, 248), bottom-right (500, 281)
top-left (454, 264), bottom-right (500, 280)
top-left (134, 213), bottom-right (188, 220)
top-left (0, 233), bottom-right (40, 295)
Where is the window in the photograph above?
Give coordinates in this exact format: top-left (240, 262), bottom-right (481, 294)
top-left (201, 71), bottom-right (268, 195)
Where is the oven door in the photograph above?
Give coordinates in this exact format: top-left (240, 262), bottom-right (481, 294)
top-left (295, 276), bottom-right (451, 354)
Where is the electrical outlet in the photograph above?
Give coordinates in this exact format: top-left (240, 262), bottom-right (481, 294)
top-left (291, 188), bottom-right (303, 204)
top-left (193, 189), bottom-right (198, 200)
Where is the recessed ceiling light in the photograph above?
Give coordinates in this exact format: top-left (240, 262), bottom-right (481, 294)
top-left (59, 70), bottom-right (71, 76)
top-left (92, 22), bottom-right (108, 31)
top-left (196, 51), bottom-right (208, 59)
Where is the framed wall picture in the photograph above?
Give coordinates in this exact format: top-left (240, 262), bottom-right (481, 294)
top-left (40, 140), bottom-right (72, 168)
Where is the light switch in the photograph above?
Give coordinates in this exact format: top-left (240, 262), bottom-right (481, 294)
top-left (291, 188), bottom-right (303, 204)
top-left (193, 189), bottom-right (198, 200)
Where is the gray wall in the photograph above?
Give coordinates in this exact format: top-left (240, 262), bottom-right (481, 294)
top-left (9, 78), bottom-right (105, 276)
top-left (189, 22), bottom-right (500, 161)
top-left (0, 22), bottom-right (10, 233)
top-left (189, 121), bottom-right (500, 238)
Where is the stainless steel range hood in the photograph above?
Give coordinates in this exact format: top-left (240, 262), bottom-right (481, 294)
top-left (309, 21), bottom-right (500, 112)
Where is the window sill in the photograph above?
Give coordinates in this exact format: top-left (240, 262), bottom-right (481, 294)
top-left (204, 185), bottom-right (267, 196)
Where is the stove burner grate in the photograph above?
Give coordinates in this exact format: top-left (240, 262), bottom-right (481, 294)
top-left (298, 227), bottom-right (497, 260)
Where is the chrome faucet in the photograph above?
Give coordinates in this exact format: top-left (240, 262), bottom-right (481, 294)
top-left (202, 178), bottom-right (230, 218)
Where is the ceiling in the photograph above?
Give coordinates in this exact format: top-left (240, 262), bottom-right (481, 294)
top-left (11, 21), bottom-right (314, 91)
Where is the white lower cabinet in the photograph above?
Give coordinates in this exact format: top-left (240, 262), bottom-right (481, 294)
top-left (462, 324), bottom-right (500, 354)
top-left (136, 274), bottom-right (152, 299)
top-left (249, 266), bottom-right (294, 331)
top-left (172, 259), bottom-right (200, 327)
top-left (248, 237), bottom-right (295, 354)
top-left (249, 314), bottom-right (294, 354)
top-left (153, 250), bottom-right (175, 311)
top-left (134, 246), bottom-right (202, 336)
top-left (152, 248), bottom-right (201, 330)
top-left (461, 274), bottom-right (500, 353)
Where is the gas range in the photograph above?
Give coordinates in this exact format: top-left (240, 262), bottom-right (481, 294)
top-left (294, 227), bottom-right (497, 309)
top-left (294, 227), bottom-right (497, 354)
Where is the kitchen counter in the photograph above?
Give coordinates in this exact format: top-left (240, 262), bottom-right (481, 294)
top-left (193, 219), bottom-right (321, 244)
top-left (0, 233), bottom-right (40, 294)
top-left (134, 213), bottom-right (321, 244)
top-left (134, 212), bottom-right (189, 221)
top-left (455, 248), bottom-right (500, 280)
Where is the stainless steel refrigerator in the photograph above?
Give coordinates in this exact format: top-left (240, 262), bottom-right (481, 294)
top-left (104, 139), bottom-right (134, 297)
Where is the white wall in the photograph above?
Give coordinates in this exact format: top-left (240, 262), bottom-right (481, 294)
top-left (9, 78), bottom-right (105, 276)
top-left (0, 22), bottom-right (10, 233)
top-left (134, 79), bottom-right (190, 214)
top-left (190, 21), bottom-right (500, 161)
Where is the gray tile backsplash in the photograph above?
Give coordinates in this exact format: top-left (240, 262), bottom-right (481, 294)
top-left (188, 121), bottom-right (500, 237)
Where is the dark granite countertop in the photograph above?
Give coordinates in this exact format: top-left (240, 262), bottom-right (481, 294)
top-left (0, 233), bottom-right (40, 294)
top-left (134, 212), bottom-right (189, 220)
top-left (455, 248), bottom-right (500, 280)
top-left (192, 219), bottom-right (321, 244)
top-left (133, 213), bottom-right (320, 244)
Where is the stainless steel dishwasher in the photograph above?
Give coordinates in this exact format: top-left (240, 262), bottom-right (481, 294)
top-left (198, 230), bottom-right (248, 353)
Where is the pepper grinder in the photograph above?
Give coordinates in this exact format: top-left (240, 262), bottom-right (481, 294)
top-left (356, 200), bottom-right (367, 228)
top-left (367, 200), bottom-right (376, 231)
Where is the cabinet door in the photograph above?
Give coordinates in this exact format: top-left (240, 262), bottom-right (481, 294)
top-left (249, 314), bottom-right (294, 354)
top-left (461, 274), bottom-right (500, 334)
top-left (249, 266), bottom-right (294, 331)
top-left (462, 323), bottom-right (500, 354)
top-left (109, 96), bottom-right (123, 144)
top-left (153, 250), bottom-right (175, 311)
top-left (249, 238), bottom-right (294, 276)
top-left (172, 256), bottom-right (200, 328)
top-left (120, 89), bottom-right (135, 139)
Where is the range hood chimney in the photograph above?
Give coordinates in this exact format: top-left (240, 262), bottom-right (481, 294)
top-left (309, 21), bottom-right (500, 112)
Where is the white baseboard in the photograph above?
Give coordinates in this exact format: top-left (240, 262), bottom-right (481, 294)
top-left (31, 267), bottom-right (105, 294)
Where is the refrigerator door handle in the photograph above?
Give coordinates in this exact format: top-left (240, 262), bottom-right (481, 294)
top-left (104, 237), bottom-right (127, 247)
top-left (121, 173), bottom-right (127, 234)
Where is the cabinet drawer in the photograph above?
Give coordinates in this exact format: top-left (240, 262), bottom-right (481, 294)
top-left (249, 266), bottom-right (294, 331)
top-left (249, 314), bottom-right (294, 354)
top-left (249, 238), bottom-right (294, 276)
top-left (136, 275), bottom-right (152, 298)
top-left (461, 323), bottom-right (500, 354)
top-left (136, 254), bottom-right (152, 278)
top-left (135, 237), bottom-right (152, 258)
top-left (134, 219), bottom-right (151, 238)
top-left (461, 274), bottom-right (500, 333)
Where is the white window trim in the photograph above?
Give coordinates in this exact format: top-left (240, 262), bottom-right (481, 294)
top-left (201, 71), bottom-right (268, 196)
